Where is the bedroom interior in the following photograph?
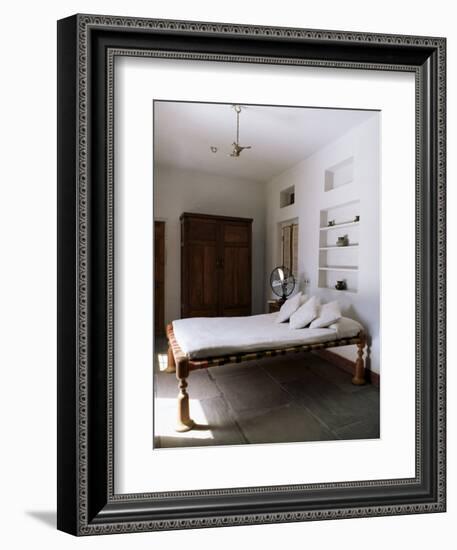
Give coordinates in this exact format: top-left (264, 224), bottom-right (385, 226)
top-left (153, 100), bottom-right (380, 448)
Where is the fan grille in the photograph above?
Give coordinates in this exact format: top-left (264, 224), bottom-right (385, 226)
top-left (270, 266), bottom-right (295, 300)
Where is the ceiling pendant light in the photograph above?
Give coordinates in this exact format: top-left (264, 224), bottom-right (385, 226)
top-left (229, 104), bottom-right (252, 158)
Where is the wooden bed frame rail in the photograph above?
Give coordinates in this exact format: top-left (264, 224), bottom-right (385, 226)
top-left (165, 323), bottom-right (367, 432)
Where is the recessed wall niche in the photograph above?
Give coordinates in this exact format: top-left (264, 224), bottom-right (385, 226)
top-left (318, 200), bottom-right (360, 293)
top-left (324, 157), bottom-right (354, 192)
top-left (279, 185), bottom-right (295, 208)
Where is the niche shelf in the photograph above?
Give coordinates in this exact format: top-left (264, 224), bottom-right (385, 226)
top-left (319, 221), bottom-right (359, 231)
top-left (323, 286), bottom-right (357, 294)
top-left (319, 244), bottom-right (359, 250)
top-left (319, 266), bottom-right (358, 272)
top-left (318, 268), bottom-right (358, 293)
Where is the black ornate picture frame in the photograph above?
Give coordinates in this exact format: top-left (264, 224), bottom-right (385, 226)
top-left (57, 14), bottom-right (446, 535)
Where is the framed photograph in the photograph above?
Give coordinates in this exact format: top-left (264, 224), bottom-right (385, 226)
top-left (57, 14), bottom-right (446, 535)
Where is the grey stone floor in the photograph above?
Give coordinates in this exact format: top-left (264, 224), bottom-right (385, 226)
top-left (153, 337), bottom-right (379, 449)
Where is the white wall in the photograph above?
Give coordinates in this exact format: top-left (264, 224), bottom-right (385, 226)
top-left (265, 115), bottom-right (380, 372)
top-left (154, 165), bottom-right (266, 324)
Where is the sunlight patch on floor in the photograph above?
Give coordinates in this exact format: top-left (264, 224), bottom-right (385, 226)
top-left (157, 353), bottom-right (169, 372)
top-left (154, 398), bottom-right (214, 439)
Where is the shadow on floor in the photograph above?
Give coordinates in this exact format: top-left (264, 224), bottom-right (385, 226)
top-left (25, 510), bottom-right (56, 529)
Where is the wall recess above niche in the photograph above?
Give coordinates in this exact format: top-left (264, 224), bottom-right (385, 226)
top-left (324, 156), bottom-right (354, 191)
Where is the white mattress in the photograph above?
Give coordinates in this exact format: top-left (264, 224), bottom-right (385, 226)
top-left (172, 313), bottom-right (363, 359)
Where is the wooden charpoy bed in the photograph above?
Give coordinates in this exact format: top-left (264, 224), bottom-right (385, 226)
top-left (165, 321), bottom-right (367, 432)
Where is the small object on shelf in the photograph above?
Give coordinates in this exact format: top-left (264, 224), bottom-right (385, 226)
top-left (354, 215), bottom-right (360, 222)
top-left (336, 234), bottom-right (349, 247)
top-left (335, 280), bottom-right (347, 290)
top-left (328, 219), bottom-right (335, 226)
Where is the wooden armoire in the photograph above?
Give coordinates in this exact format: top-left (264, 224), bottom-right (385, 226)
top-left (180, 212), bottom-right (252, 318)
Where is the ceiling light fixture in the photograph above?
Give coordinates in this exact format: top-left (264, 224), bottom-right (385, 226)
top-left (229, 104), bottom-right (252, 158)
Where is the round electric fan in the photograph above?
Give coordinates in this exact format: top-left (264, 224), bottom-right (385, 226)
top-left (270, 266), bottom-right (295, 305)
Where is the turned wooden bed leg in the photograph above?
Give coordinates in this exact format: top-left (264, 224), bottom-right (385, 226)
top-left (175, 359), bottom-right (195, 432)
top-left (352, 334), bottom-right (367, 385)
top-left (164, 344), bottom-right (176, 373)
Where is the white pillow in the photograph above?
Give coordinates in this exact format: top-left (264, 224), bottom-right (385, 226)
top-left (299, 293), bottom-right (309, 306)
top-left (289, 295), bottom-right (319, 329)
top-left (275, 292), bottom-right (302, 323)
top-left (309, 300), bottom-right (342, 328)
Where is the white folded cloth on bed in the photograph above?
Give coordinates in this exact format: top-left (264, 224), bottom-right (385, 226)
top-left (172, 313), bottom-right (363, 359)
top-left (330, 316), bottom-right (364, 339)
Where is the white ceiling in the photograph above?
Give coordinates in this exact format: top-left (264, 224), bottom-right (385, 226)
top-left (154, 101), bottom-right (376, 183)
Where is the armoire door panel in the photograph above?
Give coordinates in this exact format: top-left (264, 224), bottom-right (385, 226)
top-left (187, 218), bottom-right (218, 242)
top-left (223, 222), bottom-right (250, 244)
top-left (222, 246), bottom-right (251, 313)
top-left (188, 243), bottom-right (218, 315)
